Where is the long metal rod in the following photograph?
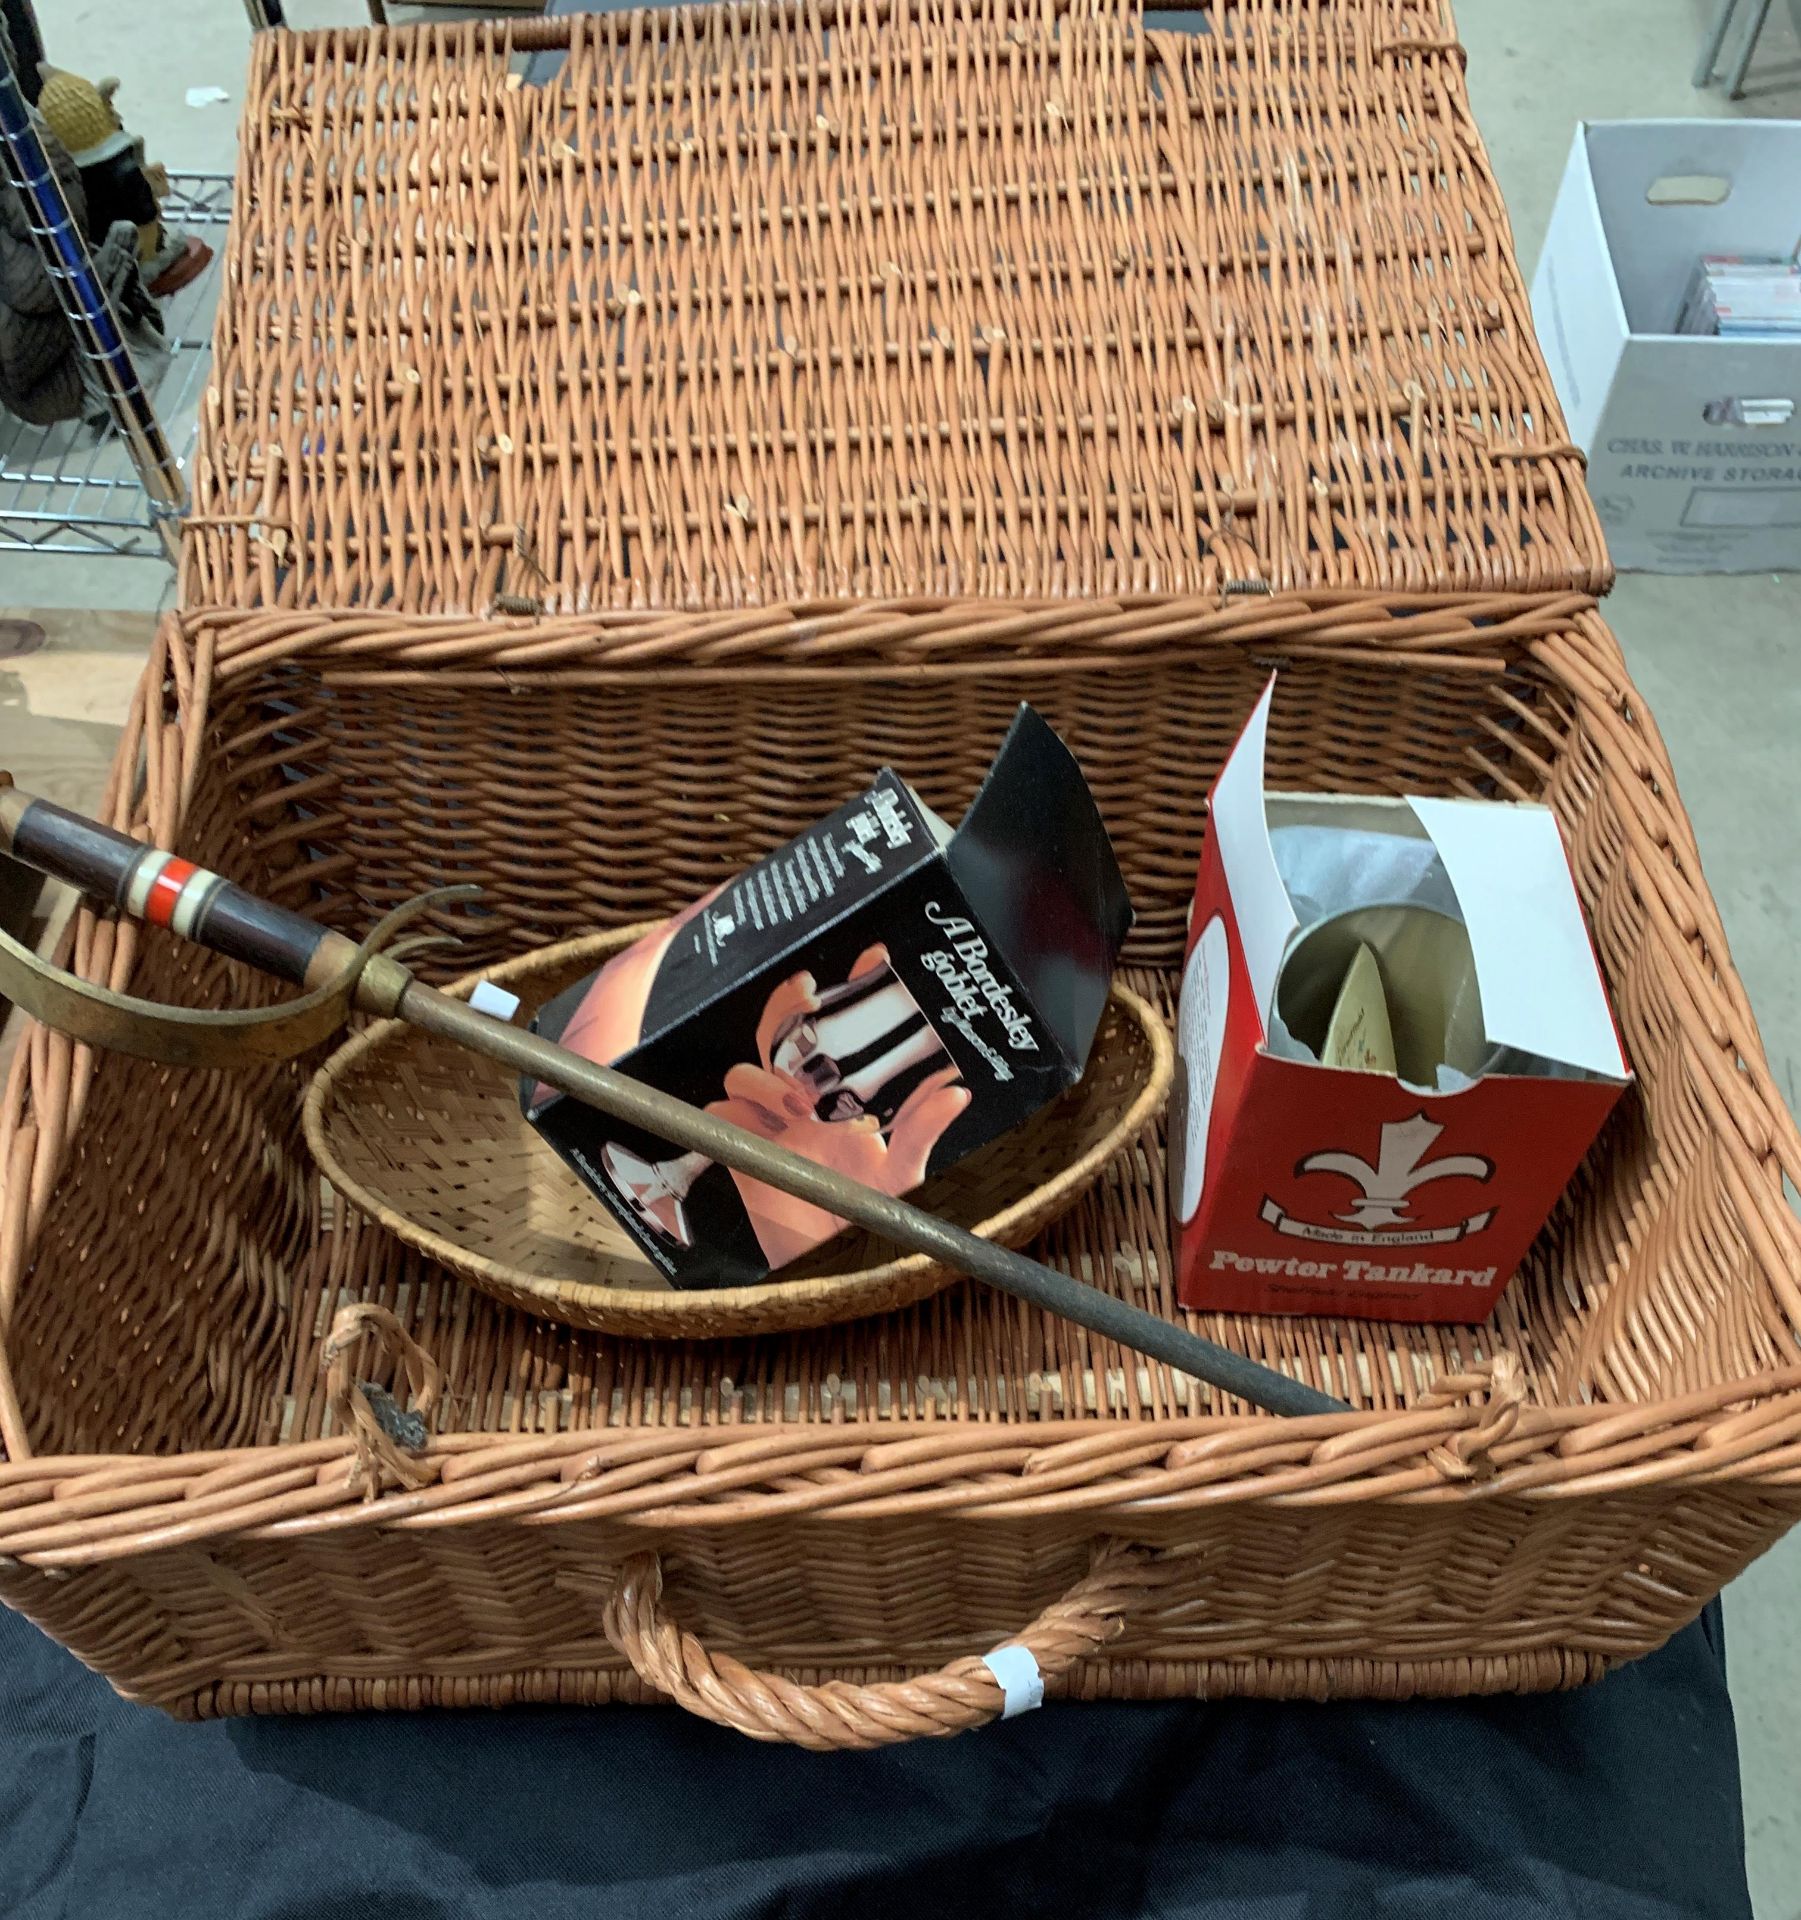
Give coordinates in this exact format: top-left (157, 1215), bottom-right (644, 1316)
top-left (1692, 0), bottom-right (1740, 85)
top-left (1723, 0), bottom-right (1775, 99)
top-left (400, 982), bottom-right (1346, 1416)
top-left (0, 38), bottom-right (185, 563)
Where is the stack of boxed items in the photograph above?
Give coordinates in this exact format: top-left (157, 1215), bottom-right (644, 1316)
top-left (1676, 254), bottom-right (1801, 339)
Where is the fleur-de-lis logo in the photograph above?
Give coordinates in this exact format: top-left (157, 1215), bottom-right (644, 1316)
top-left (1298, 1114), bottom-right (1492, 1230)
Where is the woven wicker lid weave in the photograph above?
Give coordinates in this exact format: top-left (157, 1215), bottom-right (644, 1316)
top-left (186, 0), bottom-right (1606, 614)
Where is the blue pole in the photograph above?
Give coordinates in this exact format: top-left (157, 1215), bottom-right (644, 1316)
top-left (0, 35), bottom-right (187, 560)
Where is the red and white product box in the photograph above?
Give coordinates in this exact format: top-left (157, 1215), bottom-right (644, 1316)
top-left (1174, 679), bottom-right (1632, 1324)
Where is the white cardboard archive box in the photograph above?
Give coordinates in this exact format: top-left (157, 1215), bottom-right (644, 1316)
top-left (1532, 120), bottom-right (1801, 573)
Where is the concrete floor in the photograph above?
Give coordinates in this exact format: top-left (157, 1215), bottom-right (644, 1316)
top-left (6, 0), bottom-right (1801, 1910)
top-left (1456, 11), bottom-right (1801, 1907)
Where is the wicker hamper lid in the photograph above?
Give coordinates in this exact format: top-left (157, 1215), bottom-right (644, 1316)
top-left (185, 0), bottom-right (1606, 613)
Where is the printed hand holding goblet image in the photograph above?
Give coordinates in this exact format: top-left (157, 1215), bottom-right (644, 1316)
top-left (602, 947), bottom-right (970, 1270)
top-left (542, 889), bottom-right (721, 1095)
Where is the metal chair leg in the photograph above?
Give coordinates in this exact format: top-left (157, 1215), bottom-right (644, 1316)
top-left (1692, 0), bottom-right (1740, 85)
top-left (1723, 0), bottom-right (1775, 97)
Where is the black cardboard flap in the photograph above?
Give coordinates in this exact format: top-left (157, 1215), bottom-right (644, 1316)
top-left (946, 704), bottom-right (1133, 1070)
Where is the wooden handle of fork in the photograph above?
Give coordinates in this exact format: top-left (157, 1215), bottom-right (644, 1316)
top-left (0, 781), bottom-right (343, 987)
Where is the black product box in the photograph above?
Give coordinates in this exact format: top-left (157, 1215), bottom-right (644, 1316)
top-left (522, 705), bottom-right (1134, 1288)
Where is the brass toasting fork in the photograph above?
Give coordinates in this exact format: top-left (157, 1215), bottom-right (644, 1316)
top-left (0, 775), bottom-right (1346, 1419)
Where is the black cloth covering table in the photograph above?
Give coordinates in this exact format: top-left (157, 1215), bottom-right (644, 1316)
top-left (0, 1596), bottom-right (1751, 1919)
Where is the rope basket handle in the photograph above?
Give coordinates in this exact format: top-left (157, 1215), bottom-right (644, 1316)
top-left (323, 1303), bottom-right (444, 1498)
top-left (593, 1540), bottom-right (1168, 1750)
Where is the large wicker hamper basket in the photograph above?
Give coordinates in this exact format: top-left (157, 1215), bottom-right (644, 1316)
top-left (1, 592), bottom-right (1798, 1741)
top-left (3, 0), bottom-right (1795, 1744)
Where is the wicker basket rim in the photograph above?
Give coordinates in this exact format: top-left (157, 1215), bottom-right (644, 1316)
top-left (178, 589), bottom-right (1601, 685)
top-left (8, 1362), bottom-right (1801, 1575)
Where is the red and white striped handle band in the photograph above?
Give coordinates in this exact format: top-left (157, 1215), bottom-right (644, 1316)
top-left (2, 794), bottom-right (330, 986)
top-left (122, 850), bottom-right (228, 936)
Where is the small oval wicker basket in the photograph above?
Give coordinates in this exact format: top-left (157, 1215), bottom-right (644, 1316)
top-left (305, 930), bottom-right (1172, 1338)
